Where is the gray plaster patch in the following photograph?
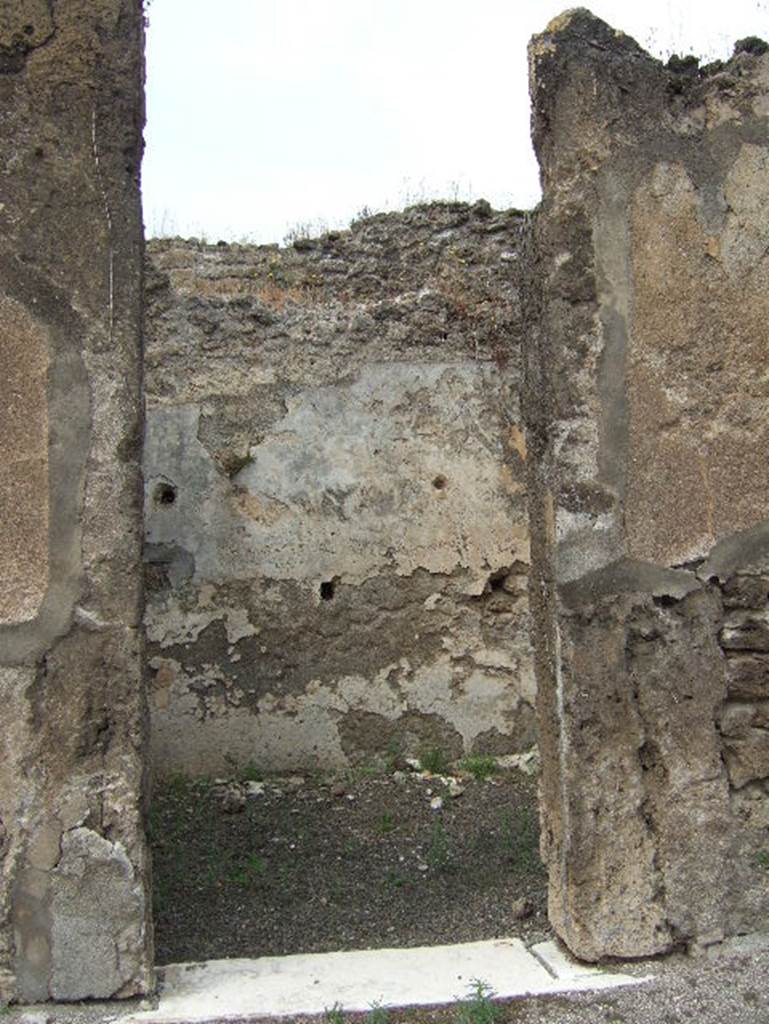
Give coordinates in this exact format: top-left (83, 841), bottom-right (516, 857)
top-left (49, 829), bottom-right (146, 1001)
top-left (559, 558), bottom-right (701, 609)
top-left (144, 362), bottom-right (525, 589)
top-left (0, 256), bottom-right (89, 664)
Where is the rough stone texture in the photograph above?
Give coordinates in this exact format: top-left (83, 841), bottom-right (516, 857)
top-left (144, 205), bottom-right (534, 775)
top-left (525, 11), bottom-right (769, 960)
top-left (0, 297), bottom-right (49, 624)
top-left (0, 0), bottom-right (152, 1003)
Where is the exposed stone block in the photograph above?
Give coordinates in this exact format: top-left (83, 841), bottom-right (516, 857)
top-left (723, 731), bottom-right (769, 789)
top-left (721, 611), bottom-right (769, 652)
top-left (50, 829), bottom-right (147, 1001)
top-left (725, 655), bottom-right (769, 700)
top-left (722, 575), bottom-right (769, 610)
top-left (719, 700), bottom-right (769, 737)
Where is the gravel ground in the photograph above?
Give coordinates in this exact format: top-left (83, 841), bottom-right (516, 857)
top-left (149, 760), bottom-right (550, 964)
top-left (8, 762), bottom-right (769, 1024)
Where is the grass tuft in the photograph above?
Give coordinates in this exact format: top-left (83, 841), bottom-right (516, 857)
top-left (367, 1001), bottom-right (390, 1024)
top-left (324, 1002), bottom-right (346, 1024)
top-left (456, 978), bottom-right (500, 1024)
top-left (459, 755), bottom-right (498, 781)
top-left (419, 746), bottom-right (450, 775)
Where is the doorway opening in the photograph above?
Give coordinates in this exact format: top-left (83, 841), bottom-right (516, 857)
top-left (142, 200), bottom-right (548, 965)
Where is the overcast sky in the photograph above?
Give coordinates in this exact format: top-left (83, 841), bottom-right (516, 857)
top-left (142, 0), bottom-right (768, 243)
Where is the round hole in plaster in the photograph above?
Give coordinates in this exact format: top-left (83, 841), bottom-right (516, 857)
top-left (432, 474), bottom-right (448, 491)
top-left (320, 580), bottom-right (335, 601)
top-left (154, 482), bottom-right (177, 506)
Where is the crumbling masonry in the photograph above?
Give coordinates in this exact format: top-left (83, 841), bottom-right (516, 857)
top-left (1, 1), bottom-right (769, 1002)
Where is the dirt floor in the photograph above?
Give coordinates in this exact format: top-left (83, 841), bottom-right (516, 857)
top-left (149, 756), bottom-right (550, 965)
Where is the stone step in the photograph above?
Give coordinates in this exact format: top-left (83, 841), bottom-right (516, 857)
top-left (124, 938), bottom-right (649, 1023)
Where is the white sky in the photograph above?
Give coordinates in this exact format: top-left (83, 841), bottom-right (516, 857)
top-left (142, 0), bottom-right (769, 243)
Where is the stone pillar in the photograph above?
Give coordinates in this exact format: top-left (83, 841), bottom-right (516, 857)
top-left (0, 0), bottom-right (152, 1002)
top-left (525, 11), bottom-right (769, 959)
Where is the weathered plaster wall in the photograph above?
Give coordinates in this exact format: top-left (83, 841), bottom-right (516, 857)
top-left (526, 12), bottom-right (769, 960)
top-left (144, 204), bottom-right (534, 776)
top-left (0, 0), bottom-right (151, 1003)
top-left (3, 3), bottom-right (765, 995)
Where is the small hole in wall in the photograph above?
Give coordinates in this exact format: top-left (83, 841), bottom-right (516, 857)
top-left (653, 594), bottom-right (677, 608)
top-left (432, 474), bottom-right (448, 491)
top-left (320, 580), bottom-right (335, 601)
top-left (154, 482), bottom-right (177, 506)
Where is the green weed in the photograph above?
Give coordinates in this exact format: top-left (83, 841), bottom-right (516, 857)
top-left (756, 850), bottom-right (769, 870)
top-left (324, 1002), bottom-right (346, 1024)
top-left (377, 812), bottom-right (397, 835)
top-left (385, 868), bottom-right (407, 888)
top-left (342, 837), bottom-right (359, 859)
top-left (456, 979), bottom-right (499, 1024)
top-left (241, 760), bottom-right (262, 782)
top-left (223, 753), bottom-right (262, 782)
top-left (501, 807), bottom-right (543, 877)
top-left (166, 770), bottom-right (192, 795)
top-left (383, 737), bottom-right (402, 773)
top-left (229, 852), bottom-right (267, 888)
top-left (427, 822), bottom-right (453, 872)
top-left (350, 205), bottom-right (376, 227)
top-left (349, 760), bottom-right (384, 782)
top-left (367, 1002), bottom-right (389, 1024)
top-left (419, 746), bottom-right (450, 775)
top-left (459, 755), bottom-right (497, 781)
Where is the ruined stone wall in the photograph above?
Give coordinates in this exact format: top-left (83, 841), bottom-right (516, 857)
top-left (526, 12), bottom-right (769, 960)
top-left (0, 0), bottom-right (151, 1003)
top-left (4, 5), bottom-right (768, 999)
top-left (143, 203), bottom-right (534, 776)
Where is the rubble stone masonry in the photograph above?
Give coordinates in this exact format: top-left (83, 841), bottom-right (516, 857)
top-left (143, 204), bottom-right (534, 776)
